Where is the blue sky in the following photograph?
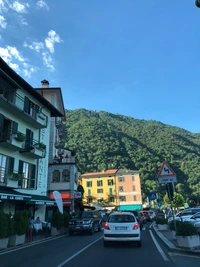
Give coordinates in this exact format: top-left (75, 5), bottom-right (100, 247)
top-left (1, 1), bottom-right (200, 133)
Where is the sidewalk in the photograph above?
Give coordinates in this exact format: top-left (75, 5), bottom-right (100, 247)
top-left (152, 223), bottom-right (200, 255)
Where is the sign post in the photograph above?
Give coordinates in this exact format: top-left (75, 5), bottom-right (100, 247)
top-left (158, 162), bottom-right (177, 232)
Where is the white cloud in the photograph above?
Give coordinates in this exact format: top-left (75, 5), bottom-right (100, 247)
top-left (23, 41), bottom-right (44, 52)
top-left (36, 0), bottom-right (49, 10)
top-left (9, 62), bottom-right (20, 72)
top-left (0, 46), bottom-right (12, 62)
top-left (0, 0), bottom-right (7, 13)
top-left (0, 15), bottom-right (6, 28)
top-left (7, 46), bottom-right (25, 61)
top-left (45, 30), bottom-right (62, 53)
top-left (42, 52), bottom-right (54, 71)
top-left (20, 17), bottom-right (28, 26)
top-left (23, 66), bottom-right (37, 78)
top-left (9, 1), bottom-right (29, 13)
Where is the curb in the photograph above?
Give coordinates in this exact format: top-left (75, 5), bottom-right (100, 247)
top-left (152, 223), bottom-right (200, 256)
top-left (0, 234), bottom-right (67, 254)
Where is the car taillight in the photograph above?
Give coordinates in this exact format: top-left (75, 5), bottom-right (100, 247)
top-left (104, 223), bottom-right (110, 230)
top-left (133, 223), bottom-right (139, 230)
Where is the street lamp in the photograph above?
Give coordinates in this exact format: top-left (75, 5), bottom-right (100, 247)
top-left (195, 0), bottom-right (200, 8)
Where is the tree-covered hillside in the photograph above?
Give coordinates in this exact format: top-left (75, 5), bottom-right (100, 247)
top-left (62, 109), bottom-right (200, 203)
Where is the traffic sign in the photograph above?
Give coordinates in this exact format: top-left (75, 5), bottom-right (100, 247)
top-left (74, 192), bottom-right (82, 198)
top-left (149, 192), bottom-right (157, 200)
top-left (158, 161), bottom-right (177, 184)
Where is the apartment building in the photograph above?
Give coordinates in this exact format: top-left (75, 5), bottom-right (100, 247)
top-left (35, 80), bottom-right (79, 214)
top-left (0, 58), bottom-right (64, 220)
top-left (80, 169), bottom-right (142, 210)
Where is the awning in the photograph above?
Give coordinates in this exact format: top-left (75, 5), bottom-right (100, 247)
top-left (26, 195), bottom-right (56, 205)
top-left (118, 205), bottom-right (142, 211)
top-left (0, 187), bottom-right (32, 201)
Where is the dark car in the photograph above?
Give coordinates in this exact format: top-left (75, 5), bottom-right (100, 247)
top-left (68, 210), bottom-right (102, 235)
top-left (143, 210), bottom-right (152, 222)
top-left (124, 210), bottom-right (145, 229)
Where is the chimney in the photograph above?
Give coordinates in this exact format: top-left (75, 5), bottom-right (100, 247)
top-left (41, 79), bottom-right (49, 88)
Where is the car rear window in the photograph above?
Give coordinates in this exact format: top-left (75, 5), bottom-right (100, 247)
top-left (108, 214), bottom-right (135, 223)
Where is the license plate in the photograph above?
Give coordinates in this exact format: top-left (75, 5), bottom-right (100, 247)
top-left (115, 227), bottom-right (127, 230)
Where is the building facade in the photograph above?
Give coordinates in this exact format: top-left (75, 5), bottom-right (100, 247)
top-left (35, 80), bottom-right (79, 214)
top-left (80, 169), bottom-right (142, 210)
top-left (0, 58), bottom-right (64, 220)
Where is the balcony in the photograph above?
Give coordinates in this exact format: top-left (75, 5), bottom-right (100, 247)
top-left (107, 191), bottom-right (116, 197)
top-left (19, 139), bottom-right (46, 159)
top-left (0, 127), bottom-right (24, 151)
top-left (0, 89), bottom-right (48, 129)
top-left (50, 182), bottom-right (70, 191)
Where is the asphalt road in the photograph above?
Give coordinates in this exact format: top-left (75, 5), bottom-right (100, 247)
top-left (0, 224), bottom-right (199, 267)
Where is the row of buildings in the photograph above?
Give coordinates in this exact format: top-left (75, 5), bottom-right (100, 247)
top-left (80, 169), bottom-right (142, 211)
top-left (0, 57), bottom-right (142, 221)
top-left (0, 57), bottom-right (79, 221)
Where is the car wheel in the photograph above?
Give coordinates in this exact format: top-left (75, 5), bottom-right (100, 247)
top-left (69, 230), bottom-right (74, 236)
top-left (98, 222), bottom-right (102, 232)
top-left (103, 240), bottom-right (109, 247)
top-left (137, 240), bottom-right (142, 247)
top-left (90, 224), bottom-right (94, 235)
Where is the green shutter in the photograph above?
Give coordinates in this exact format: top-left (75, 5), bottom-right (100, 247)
top-left (24, 96), bottom-right (29, 113)
top-left (30, 164), bottom-right (36, 189)
top-left (18, 160), bottom-right (23, 174)
top-left (109, 188), bottom-right (112, 194)
top-left (12, 121), bottom-right (18, 134)
top-left (0, 113), bottom-right (4, 129)
top-left (88, 189), bottom-right (91, 196)
top-left (8, 157), bottom-right (14, 173)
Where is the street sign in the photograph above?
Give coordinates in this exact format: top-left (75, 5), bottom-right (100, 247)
top-left (157, 161), bottom-right (177, 184)
top-left (149, 192), bottom-right (157, 200)
top-left (74, 192), bottom-right (82, 198)
top-left (157, 202), bottom-right (162, 207)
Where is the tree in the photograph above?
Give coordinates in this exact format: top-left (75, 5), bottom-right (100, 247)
top-left (173, 193), bottom-right (184, 208)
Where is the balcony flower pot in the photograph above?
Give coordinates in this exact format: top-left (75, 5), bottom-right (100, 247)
top-left (176, 221), bottom-right (200, 249)
top-left (0, 211), bottom-right (8, 249)
top-left (155, 217), bottom-right (168, 231)
top-left (14, 132), bottom-right (25, 142)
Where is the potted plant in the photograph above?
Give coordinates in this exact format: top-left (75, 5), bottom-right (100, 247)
top-left (9, 173), bottom-right (23, 181)
top-left (60, 212), bottom-right (71, 234)
top-left (51, 212), bottom-right (64, 236)
top-left (14, 132), bottom-right (25, 142)
top-left (176, 221), bottom-right (199, 248)
top-left (168, 220), bottom-right (182, 240)
top-left (155, 217), bottom-right (168, 231)
top-left (38, 143), bottom-right (46, 150)
top-left (0, 210), bottom-right (8, 249)
top-left (8, 210), bottom-right (29, 246)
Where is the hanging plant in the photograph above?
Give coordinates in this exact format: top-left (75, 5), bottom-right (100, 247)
top-left (14, 132), bottom-right (25, 142)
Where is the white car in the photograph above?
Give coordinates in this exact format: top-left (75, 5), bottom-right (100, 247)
top-left (103, 212), bottom-right (141, 247)
top-left (168, 208), bottom-right (200, 224)
top-left (184, 211), bottom-right (200, 226)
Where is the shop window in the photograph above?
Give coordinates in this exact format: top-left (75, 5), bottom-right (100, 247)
top-left (52, 170), bottom-right (60, 183)
top-left (62, 169), bottom-right (70, 182)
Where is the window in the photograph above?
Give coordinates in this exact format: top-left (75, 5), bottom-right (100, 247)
top-left (88, 197), bottom-right (92, 204)
top-left (97, 188), bottom-right (103, 194)
top-left (97, 180), bottom-right (103, 186)
top-left (98, 198), bottom-right (103, 204)
top-left (119, 186), bottom-right (123, 192)
top-left (132, 176), bottom-right (135, 181)
top-left (108, 214), bottom-right (135, 223)
top-left (0, 114), bottom-right (18, 142)
top-left (24, 96), bottom-right (39, 119)
top-left (108, 179), bottom-right (114, 186)
top-left (62, 169), bottom-right (70, 182)
top-left (133, 195), bottom-right (137, 201)
top-left (86, 181), bottom-right (92, 187)
top-left (109, 197), bottom-right (115, 203)
top-left (0, 154), bottom-right (14, 183)
top-left (109, 188), bottom-right (113, 195)
top-left (88, 189), bottom-right (91, 196)
top-left (118, 176), bottom-right (124, 182)
top-left (133, 185), bottom-right (136, 191)
top-left (25, 129), bottom-right (34, 150)
top-left (18, 160), bottom-right (36, 189)
top-left (119, 196), bottom-right (126, 202)
top-left (52, 170), bottom-right (60, 182)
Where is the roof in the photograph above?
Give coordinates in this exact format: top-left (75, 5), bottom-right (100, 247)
top-left (0, 57), bottom-right (63, 117)
top-left (81, 169), bottom-right (118, 177)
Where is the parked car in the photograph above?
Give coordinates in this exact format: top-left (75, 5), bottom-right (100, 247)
top-left (168, 208), bottom-right (200, 224)
top-left (183, 211), bottom-right (200, 225)
top-left (103, 212), bottom-right (141, 247)
top-left (68, 210), bottom-right (102, 235)
top-left (149, 211), bottom-right (156, 220)
top-left (126, 210), bottom-right (146, 229)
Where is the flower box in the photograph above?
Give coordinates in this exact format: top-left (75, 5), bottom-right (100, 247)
top-left (176, 235), bottom-right (200, 249)
top-left (157, 224), bottom-right (168, 231)
top-left (0, 237), bottom-right (8, 249)
top-left (8, 234), bottom-right (25, 246)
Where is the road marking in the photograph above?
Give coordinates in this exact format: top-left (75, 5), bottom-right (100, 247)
top-left (149, 222), bottom-right (154, 229)
top-left (56, 236), bottom-right (103, 267)
top-left (149, 230), bottom-right (169, 261)
top-left (142, 227), bottom-right (146, 230)
top-left (0, 235), bottom-right (66, 255)
top-left (169, 252), bottom-right (200, 259)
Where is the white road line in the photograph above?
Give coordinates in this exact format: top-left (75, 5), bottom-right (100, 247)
top-left (0, 235), bottom-right (66, 255)
top-left (149, 230), bottom-right (169, 261)
top-left (149, 222), bottom-right (154, 229)
top-left (56, 236), bottom-right (103, 267)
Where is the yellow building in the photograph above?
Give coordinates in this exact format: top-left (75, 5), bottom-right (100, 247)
top-left (81, 170), bottom-right (118, 206)
top-left (80, 169), bottom-right (142, 210)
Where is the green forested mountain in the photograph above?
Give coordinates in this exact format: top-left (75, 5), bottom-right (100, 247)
top-left (62, 109), bottom-right (200, 203)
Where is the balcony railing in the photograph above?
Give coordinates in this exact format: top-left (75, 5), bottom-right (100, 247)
top-left (0, 88), bottom-right (48, 128)
top-left (20, 138), bottom-right (46, 159)
top-left (0, 126), bottom-right (25, 150)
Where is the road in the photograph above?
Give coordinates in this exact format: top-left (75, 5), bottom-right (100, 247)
top-left (0, 224), bottom-right (199, 267)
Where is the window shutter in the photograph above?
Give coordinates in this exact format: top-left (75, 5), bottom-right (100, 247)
top-left (8, 157), bottom-right (14, 173)
top-left (12, 121), bottom-right (18, 134)
top-left (0, 113), bottom-right (4, 129)
top-left (30, 164), bottom-right (36, 189)
top-left (24, 96), bottom-right (29, 113)
top-left (18, 160), bottom-right (23, 174)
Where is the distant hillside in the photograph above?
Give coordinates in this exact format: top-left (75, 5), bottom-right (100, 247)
top-left (62, 109), bottom-right (200, 203)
